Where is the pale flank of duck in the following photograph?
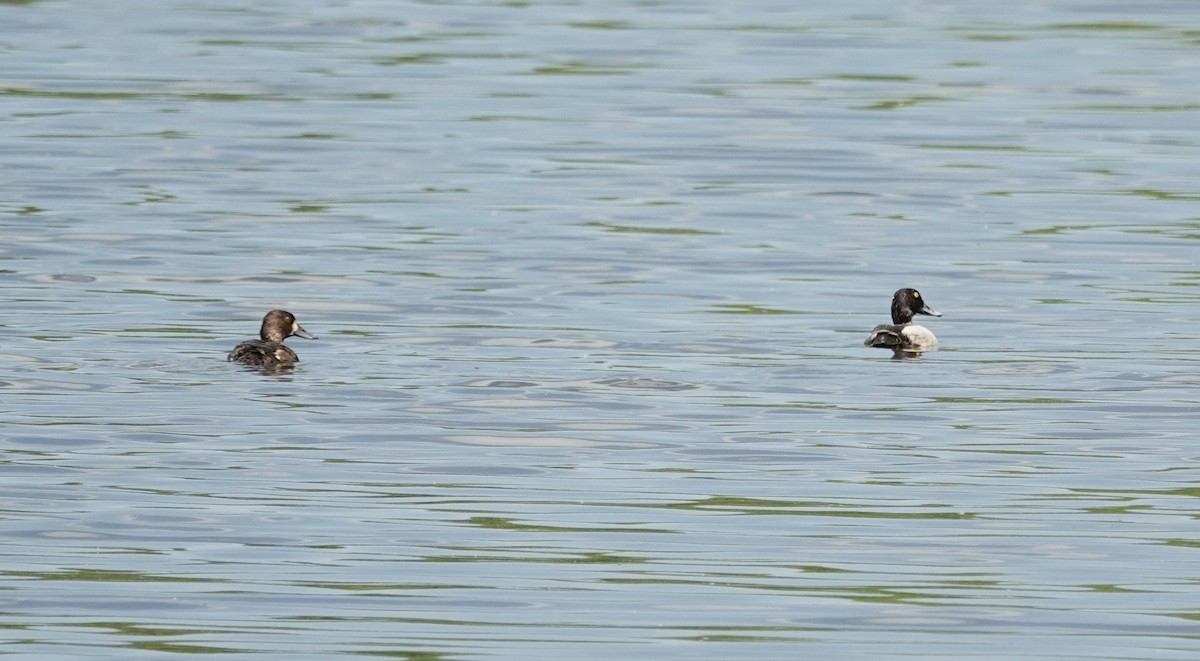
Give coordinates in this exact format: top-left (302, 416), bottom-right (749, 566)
top-left (899, 323), bottom-right (938, 350)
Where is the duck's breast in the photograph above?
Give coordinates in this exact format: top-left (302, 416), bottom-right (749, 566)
top-left (899, 324), bottom-right (937, 350)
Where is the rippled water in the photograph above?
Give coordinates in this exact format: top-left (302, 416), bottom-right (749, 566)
top-left (3, 1), bottom-right (1200, 659)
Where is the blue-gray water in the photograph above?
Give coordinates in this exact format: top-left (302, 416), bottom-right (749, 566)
top-left (3, 1), bottom-right (1200, 659)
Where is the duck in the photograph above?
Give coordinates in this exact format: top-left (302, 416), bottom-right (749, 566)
top-left (228, 310), bottom-right (317, 368)
top-left (864, 288), bottom-right (941, 352)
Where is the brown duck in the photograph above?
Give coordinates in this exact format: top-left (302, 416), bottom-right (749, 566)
top-left (228, 310), bottom-right (317, 368)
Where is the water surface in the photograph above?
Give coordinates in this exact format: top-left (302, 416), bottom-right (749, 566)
top-left (3, 1), bottom-right (1200, 659)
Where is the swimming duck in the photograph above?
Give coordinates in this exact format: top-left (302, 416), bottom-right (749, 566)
top-left (864, 288), bottom-right (941, 352)
top-left (228, 310), bottom-right (317, 368)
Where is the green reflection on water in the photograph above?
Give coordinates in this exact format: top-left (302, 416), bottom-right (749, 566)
top-left (375, 54), bottom-right (445, 65)
top-left (677, 634), bottom-right (813, 643)
top-left (1, 87), bottom-right (298, 102)
top-left (583, 221), bottom-right (720, 235)
top-left (1084, 584), bottom-right (1151, 593)
top-left (122, 327), bottom-right (212, 335)
top-left (1122, 189), bottom-right (1200, 201)
top-left (833, 74), bottom-right (916, 82)
top-left (916, 143), bottom-right (1029, 152)
top-left (604, 577), bottom-right (965, 604)
top-left (1085, 505), bottom-right (1151, 514)
top-left (930, 396), bottom-right (1079, 404)
top-left (1051, 22), bottom-right (1162, 31)
top-left (654, 496), bottom-right (975, 519)
top-left (427, 551), bottom-right (646, 564)
top-left (568, 20), bottom-right (633, 30)
top-left (80, 622), bottom-right (200, 637)
top-left (530, 62), bottom-right (632, 76)
top-left (962, 34), bottom-right (1025, 42)
top-left (468, 114), bottom-right (547, 121)
top-left (130, 642), bottom-right (246, 654)
top-left (1021, 225), bottom-right (1095, 235)
top-left (864, 96), bottom-right (953, 110)
top-left (708, 304), bottom-right (797, 315)
top-left (2, 87), bottom-right (143, 100)
top-left (296, 581), bottom-right (470, 591)
top-left (348, 652), bottom-right (449, 661)
top-left (465, 516), bottom-right (674, 534)
top-left (1079, 103), bottom-right (1200, 111)
top-left (7, 568), bottom-right (219, 583)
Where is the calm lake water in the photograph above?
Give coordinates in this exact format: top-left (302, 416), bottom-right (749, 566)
top-left (3, 1), bottom-right (1200, 659)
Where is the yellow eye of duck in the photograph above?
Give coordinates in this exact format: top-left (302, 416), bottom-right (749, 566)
top-left (913, 292), bottom-right (920, 298)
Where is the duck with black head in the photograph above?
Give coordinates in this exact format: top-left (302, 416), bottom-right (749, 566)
top-left (864, 288), bottom-right (941, 353)
top-left (228, 310), bottom-right (317, 369)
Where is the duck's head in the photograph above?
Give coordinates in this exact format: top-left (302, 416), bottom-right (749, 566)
top-left (260, 310), bottom-right (317, 343)
top-left (891, 288), bottom-right (941, 325)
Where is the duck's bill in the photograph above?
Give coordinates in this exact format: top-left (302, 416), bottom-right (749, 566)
top-left (294, 325), bottom-right (317, 340)
top-left (919, 304), bottom-right (942, 317)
